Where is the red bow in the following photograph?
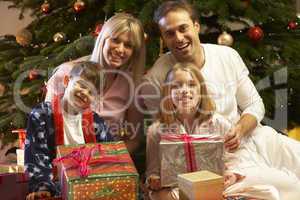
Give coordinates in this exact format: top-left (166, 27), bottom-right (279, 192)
top-left (161, 134), bottom-right (221, 172)
top-left (53, 144), bottom-right (131, 177)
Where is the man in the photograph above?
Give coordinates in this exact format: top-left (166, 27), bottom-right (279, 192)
top-left (141, 0), bottom-right (265, 152)
top-left (142, 1), bottom-right (300, 199)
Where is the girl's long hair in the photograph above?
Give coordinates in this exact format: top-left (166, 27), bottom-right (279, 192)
top-left (159, 63), bottom-right (215, 125)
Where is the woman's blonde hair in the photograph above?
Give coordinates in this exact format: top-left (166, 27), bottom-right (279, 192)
top-left (90, 13), bottom-right (146, 83)
top-left (159, 63), bottom-right (215, 125)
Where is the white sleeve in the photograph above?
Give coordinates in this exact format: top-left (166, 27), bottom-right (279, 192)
top-left (231, 50), bottom-right (265, 123)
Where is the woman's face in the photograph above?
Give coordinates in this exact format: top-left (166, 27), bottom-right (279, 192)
top-left (103, 31), bottom-right (134, 69)
top-left (170, 69), bottom-right (201, 116)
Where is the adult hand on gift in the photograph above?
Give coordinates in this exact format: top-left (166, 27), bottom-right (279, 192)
top-left (26, 191), bottom-right (51, 200)
top-left (147, 175), bottom-right (161, 191)
top-left (224, 124), bottom-right (243, 152)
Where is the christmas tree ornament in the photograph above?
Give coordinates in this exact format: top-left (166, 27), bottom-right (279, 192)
top-left (29, 69), bottom-right (39, 81)
top-left (20, 87), bottom-right (31, 96)
top-left (241, 0), bottom-right (251, 8)
top-left (287, 21), bottom-right (298, 30)
top-left (247, 26), bottom-right (264, 43)
top-left (41, 1), bottom-right (50, 14)
top-left (217, 31), bottom-right (234, 46)
top-left (0, 83), bottom-right (5, 96)
top-left (92, 23), bottom-right (103, 37)
top-left (74, 0), bottom-right (86, 13)
top-left (144, 33), bottom-right (149, 42)
top-left (53, 32), bottom-right (66, 42)
top-left (15, 29), bottom-right (32, 46)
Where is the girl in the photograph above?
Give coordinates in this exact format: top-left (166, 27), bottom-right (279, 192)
top-left (146, 63), bottom-right (231, 200)
top-left (46, 13), bottom-right (146, 153)
top-left (145, 63), bottom-right (299, 200)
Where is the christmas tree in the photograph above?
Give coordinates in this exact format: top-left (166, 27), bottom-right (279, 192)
top-left (0, 0), bottom-right (299, 143)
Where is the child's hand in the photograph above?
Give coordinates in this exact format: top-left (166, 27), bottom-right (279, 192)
top-left (224, 172), bottom-right (245, 188)
top-left (26, 191), bottom-right (51, 200)
top-left (147, 175), bottom-right (161, 191)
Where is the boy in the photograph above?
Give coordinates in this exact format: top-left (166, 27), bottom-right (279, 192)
top-left (25, 61), bottom-right (113, 199)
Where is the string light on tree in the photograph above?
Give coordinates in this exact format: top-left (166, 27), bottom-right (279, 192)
top-left (74, 0), bottom-right (86, 13)
top-left (247, 26), bottom-right (264, 43)
top-left (217, 31), bottom-right (234, 46)
top-left (41, 1), bottom-right (50, 14)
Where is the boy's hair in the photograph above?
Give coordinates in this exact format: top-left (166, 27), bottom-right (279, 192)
top-left (154, 0), bottom-right (199, 24)
top-left (69, 61), bottom-right (102, 91)
top-left (159, 63), bottom-right (215, 125)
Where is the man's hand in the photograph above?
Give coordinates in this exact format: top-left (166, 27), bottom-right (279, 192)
top-left (224, 124), bottom-right (243, 152)
top-left (147, 175), bottom-right (161, 191)
top-left (26, 191), bottom-right (51, 200)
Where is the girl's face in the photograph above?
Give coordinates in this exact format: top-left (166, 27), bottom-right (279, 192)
top-left (103, 31), bottom-right (134, 69)
top-left (170, 69), bottom-right (201, 116)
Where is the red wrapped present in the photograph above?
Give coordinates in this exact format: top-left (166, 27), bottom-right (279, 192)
top-left (159, 134), bottom-right (224, 187)
top-left (0, 172), bottom-right (29, 199)
top-left (54, 141), bottom-right (139, 200)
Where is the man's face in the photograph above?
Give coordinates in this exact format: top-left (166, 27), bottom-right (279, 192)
top-left (158, 10), bottom-right (200, 62)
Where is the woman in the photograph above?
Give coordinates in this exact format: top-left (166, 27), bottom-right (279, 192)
top-left (46, 13), bottom-right (146, 153)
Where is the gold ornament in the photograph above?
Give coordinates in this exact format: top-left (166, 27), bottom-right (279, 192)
top-left (217, 31), bottom-right (234, 46)
top-left (20, 87), bottom-right (31, 96)
top-left (0, 83), bottom-right (5, 96)
top-left (15, 29), bottom-right (32, 46)
top-left (53, 32), bottom-right (66, 42)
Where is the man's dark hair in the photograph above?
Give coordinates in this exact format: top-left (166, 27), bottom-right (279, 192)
top-left (153, 0), bottom-right (199, 24)
top-left (69, 61), bottom-right (102, 91)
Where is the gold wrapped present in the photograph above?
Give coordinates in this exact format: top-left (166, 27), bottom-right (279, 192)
top-left (178, 170), bottom-right (224, 200)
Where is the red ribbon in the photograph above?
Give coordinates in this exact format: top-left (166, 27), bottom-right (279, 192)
top-left (52, 95), bottom-right (96, 145)
top-left (53, 144), bottom-right (131, 178)
top-left (161, 134), bottom-right (221, 172)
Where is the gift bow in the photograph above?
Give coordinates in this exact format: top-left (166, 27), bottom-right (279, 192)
top-left (53, 144), bottom-right (131, 177)
top-left (161, 134), bottom-right (222, 172)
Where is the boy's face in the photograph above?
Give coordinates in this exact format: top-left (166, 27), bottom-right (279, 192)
top-left (158, 10), bottom-right (201, 63)
top-left (64, 77), bottom-right (97, 112)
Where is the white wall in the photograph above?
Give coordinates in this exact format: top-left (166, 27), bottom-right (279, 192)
top-left (0, 2), bottom-right (33, 36)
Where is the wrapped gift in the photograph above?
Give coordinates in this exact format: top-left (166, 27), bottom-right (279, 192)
top-left (54, 141), bottom-right (138, 200)
top-left (160, 134), bottom-right (224, 187)
top-left (0, 163), bottom-right (25, 174)
top-left (0, 169), bottom-right (29, 199)
top-left (178, 170), bottom-right (224, 200)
